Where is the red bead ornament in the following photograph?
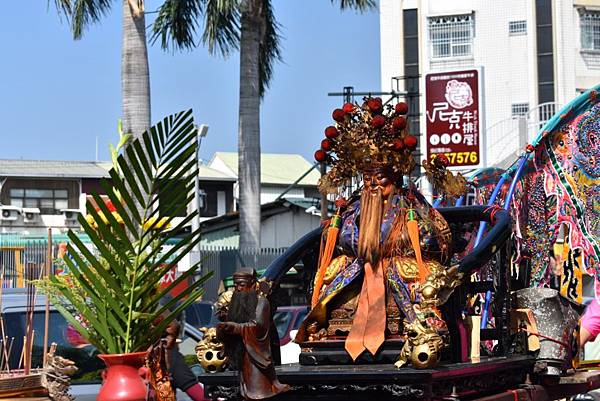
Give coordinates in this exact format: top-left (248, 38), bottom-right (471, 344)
top-left (321, 138), bottom-right (333, 151)
top-left (526, 144), bottom-right (535, 153)
top-left (324, 126), bottom-right (339, 139)
top-left (332, 109), bottom-right (346, 122)
top-left (367, 98), bottom-right (383, 112)
top-left (342, 102), bottom-right (355, 113)
top-left (392, 116), bottom-right (407, 130)
top-left (395, 102), bottom-right (408, 115)
top-left (314, 149), bottom-right (327, 162)
top-left (435, 154), bottom-right (449, 167)
top-left (371, 115), bottom-right (386, 128)
top-left (392, 139), bottom-right (405, 151)
top-left (403, 135), bottom-right (418, 149)
top-left (334, 197), bottom-right (348, 208)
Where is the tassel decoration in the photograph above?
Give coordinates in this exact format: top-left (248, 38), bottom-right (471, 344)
top-left (311, 211), bottom-right (342, 307)
top-left (406, 208), bottom-right (428, 282)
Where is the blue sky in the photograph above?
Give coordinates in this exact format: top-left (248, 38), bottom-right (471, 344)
top-left (0, 1), bottom-right (381, 164)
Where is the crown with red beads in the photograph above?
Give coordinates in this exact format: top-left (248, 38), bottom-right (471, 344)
top-left (315, 98), bottom-right (418, 194)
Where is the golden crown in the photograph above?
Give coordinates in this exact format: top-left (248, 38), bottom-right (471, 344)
top-left (315, 98), bottom-right (418, 194)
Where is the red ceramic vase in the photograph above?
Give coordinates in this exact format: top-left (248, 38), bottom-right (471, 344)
top-left (97, 352), bottom-right (148, 401)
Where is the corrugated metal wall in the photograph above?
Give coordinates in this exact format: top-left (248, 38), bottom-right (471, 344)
top-left (199, 246), bottom-right (286, 301)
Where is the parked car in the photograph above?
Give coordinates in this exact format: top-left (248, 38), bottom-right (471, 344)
top-left (184, 300), bottom-right (219, 329)
top-left (1, 288), bottom-right (202, 401)
top-left (273, 306), bottom-right (309, 364)
top-left (273, 306), bottom-right (309, 346)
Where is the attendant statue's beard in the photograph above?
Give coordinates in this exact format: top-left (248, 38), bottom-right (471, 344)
top-left (224, 289), bottom-right (258, 370)
top-left (358, 187), bottom-right (385, 265)
top-left (228, 289), bottom-right (258, 323)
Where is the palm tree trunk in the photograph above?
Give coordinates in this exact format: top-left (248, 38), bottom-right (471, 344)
top-left (122, 0), bottom-right (151, 225)
top-left (238, 0), bottom-right (262, 251)
top-left (122, 0), bottom-right (151, 140)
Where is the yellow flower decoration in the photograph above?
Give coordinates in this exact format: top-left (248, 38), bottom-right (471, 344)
top-left (143, 217), bottom-right (171, 231)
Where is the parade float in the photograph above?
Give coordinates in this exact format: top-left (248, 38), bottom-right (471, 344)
top-left (198, 85), bottom-right (600, 401)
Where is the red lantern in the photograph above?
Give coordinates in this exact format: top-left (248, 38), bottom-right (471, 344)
top-left (395, 102), bottom-right (408, 115)
top-left (392, 116), bottom-right (407, 130)
top-left (314, 149), bottom-right (327, 162)
top-left (324, 126), bottom-right (339, 139)
top-left (342, 102), bottom-right (355, 113)
top-left (321, 139), bottom-right (333, 151)
top-left (332, 109), bottom-right (346, 122)
top-left (403, 135), bottom-right (418, 149)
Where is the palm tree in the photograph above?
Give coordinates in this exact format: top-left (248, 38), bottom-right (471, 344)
top-left (54, 0), bottom-right (151, 140)
top-left (152, 0), bottom-right (375, 251)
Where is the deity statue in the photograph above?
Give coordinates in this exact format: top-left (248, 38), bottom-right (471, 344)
top-left (295, 98), bottom-right (467, 368)
top-left (217, 268), bottom-right (289, 400)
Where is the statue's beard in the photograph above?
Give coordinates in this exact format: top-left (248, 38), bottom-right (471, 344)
top-left (224, 289), bottom-right (258, 370)
top-left (228, 289), bottom-right (258, 323)
top-left (358, 187), bottom-right (385, 265)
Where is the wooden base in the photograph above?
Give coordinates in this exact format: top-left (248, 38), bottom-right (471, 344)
top-left (299, 339), bottom-right (406, 365)
top-left (200, 355), bottom-right (536, 401)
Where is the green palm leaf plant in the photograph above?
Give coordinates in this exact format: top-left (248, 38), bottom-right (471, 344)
top-left (44, 109), bottom-right (212, 354)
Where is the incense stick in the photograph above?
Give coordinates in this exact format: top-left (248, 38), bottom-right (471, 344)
top-left (43, 229), bottom-right (52, 367)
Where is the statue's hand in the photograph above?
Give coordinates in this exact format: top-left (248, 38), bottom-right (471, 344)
top-left (217, 322), bottom-right (239, 335)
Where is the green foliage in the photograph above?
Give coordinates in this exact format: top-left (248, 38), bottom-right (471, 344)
top-left (151, 0), bottom-right (376, 98)
top-left (45, 110), bottom-right (212, 354)
top-left (53, 0), bottom-right (113, 40)
top-left (183, 353), bottom-right (199, 366)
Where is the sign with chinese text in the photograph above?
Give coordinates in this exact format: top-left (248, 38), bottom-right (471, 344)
top-left (425, 69), bottom-right (482, 168)
top-left (160, 265), bottom-right (189, 299)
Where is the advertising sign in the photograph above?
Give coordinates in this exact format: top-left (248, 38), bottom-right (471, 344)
top-left (425, 69), bottom-right (483, 168)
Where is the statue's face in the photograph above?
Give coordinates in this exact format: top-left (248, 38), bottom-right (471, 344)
top-left (363, 169), bottom-right (394, 197)
top-left (233, 277), bottom-right (255, 293)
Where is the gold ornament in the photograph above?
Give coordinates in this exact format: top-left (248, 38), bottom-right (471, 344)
top-left (395, 316), bottom-right (445, 369)
top-left (196, 327), bottom-right (228, 373)
top-left (422, 157), bottom-right (468, 198)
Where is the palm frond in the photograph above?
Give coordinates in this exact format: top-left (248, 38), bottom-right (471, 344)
top-left (71, 0), bottom-right (113, 39)
top-left (151, 0), bottom-right (204, 51)
top-left (201, 0), bottom-right (241, 57)
top-left (52, 0), bottom-right (73, 21)
top-left (258, 0), bottom-right (282, 97)
top-left (49, 110), bottom-right (212, 354)
top-left (331, 0), bottom-right (376, 12)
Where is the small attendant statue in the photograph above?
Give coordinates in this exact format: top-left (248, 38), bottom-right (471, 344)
top-left (217, 268), bottom-right (289, 400)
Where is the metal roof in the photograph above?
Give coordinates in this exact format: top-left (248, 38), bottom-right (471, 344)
top-left (210, 152), bottom-right (320, 186)
top-left (0, 159), bottom-right (112, 178)
top-left (198, 165), bottom-right (236, 182)
top-left (0, 159), bottom-right (236, 182)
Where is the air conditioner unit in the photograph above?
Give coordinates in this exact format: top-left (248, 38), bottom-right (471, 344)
top-left (61, 209), bottom-right (80, 222)
top-left (0, 206), bottom-right (20, 221)
top-left (22, 207), bottom-right (41, 223)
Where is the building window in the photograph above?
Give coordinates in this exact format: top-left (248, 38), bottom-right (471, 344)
top-left (9, 189), bottom-right (68, 214)
top-left (581, 11), bottom-right (600, 51)
top-left (511, 103), bottom-right (529, 117)
top-left (509, 20), bottom-right (527, 35)
top-left (429, 14), bottom-right (474, 59)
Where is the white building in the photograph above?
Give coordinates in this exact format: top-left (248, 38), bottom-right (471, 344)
top-left (380, 0), bottom-right (600, 169)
